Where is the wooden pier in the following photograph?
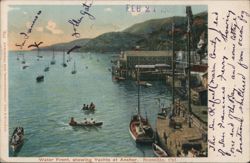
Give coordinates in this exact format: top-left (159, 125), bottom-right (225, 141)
top-left (156, 100), bottom-right (207, 157)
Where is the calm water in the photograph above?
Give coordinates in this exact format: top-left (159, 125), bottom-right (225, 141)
top-left (9, 51), bottom-right (171, 157)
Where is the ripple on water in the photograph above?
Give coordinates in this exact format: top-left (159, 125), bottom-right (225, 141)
top-left (9, 52), bottom-right (170, 157)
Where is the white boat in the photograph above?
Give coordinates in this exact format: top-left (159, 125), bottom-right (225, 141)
top-left (152, 143), bottom-right (168, 157)
top-left (138, 81), bottom-right (152, 87)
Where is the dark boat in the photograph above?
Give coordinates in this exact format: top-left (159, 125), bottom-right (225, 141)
top-left (69, 117), bottom-right (102, 127)
top-left (71, 61), bottom-right (77, 74)
top-left (152, 143), bottom-right (168, 157)
top-left (129, 68), bottom-right (154, 144)
top-left (50, 49), bottom-right (56, 65)
top-left (10, 127), bottom-right (24, 152)
top-left (36, 75), bottom-right (44, 82)
top-left (22, 65), bottom-right (29, 70)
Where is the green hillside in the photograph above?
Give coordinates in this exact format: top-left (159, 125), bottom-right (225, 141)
top-left (42, 11), bottom-right (207, 53)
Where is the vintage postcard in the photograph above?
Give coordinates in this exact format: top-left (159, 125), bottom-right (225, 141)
top-left (0, 0), bottom-right (249, 162)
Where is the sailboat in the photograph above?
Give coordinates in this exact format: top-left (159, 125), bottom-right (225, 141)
top-left (129, 67), bottom-right (154, 144)
top-left (36, 48), bottom-right (43, 60)
top-left (44, 63), bottom-right (50, 72)
top-left (21, 54), bottom-right (25, 64)
top-left (67, 53), bottom-right (72, 62)
top-left (62, 50), bottom-right (67, 67)
top-left (50, 49), bottom-right (56, 65)
top-left (71, 61), bottom-right (77, 74)
top-left (16, 53), bottom-right (20, 61)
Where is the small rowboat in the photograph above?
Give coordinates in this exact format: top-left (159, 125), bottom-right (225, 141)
top-left (69, 121), bottom-right (103, 127)
top-left (152, 143), bottom-right (168, 157)
top-left (10, 127), bottom-right (24, 152)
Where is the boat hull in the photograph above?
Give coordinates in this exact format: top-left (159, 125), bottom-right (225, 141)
top-left (69, 122), bottom-right (103, 127)
top-left (10, 127), bottom-right (24, 152)
top-left (152, 143), bottom-right (168, 157)
top-left (36, 76), bottom-right (44, 82)
top-left (129, 115), bottom-right (154, 144)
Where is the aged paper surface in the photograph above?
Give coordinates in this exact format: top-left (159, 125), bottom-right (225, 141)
top-left (0, 0), bottom-right (249, 162)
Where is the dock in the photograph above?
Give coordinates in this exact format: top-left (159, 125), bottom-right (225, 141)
top-left (156, 100), bottom-right (207, 157)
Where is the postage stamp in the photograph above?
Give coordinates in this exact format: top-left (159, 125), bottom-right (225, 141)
top-left (0, 0), bottom-right (249, 162)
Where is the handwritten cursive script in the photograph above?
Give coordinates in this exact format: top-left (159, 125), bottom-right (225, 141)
top-left (68, 0), bottom-right (95, 38)
top-left (208, 9), bottom-right (249, 158)
top-left (15, 10), bottom-right (42, 49)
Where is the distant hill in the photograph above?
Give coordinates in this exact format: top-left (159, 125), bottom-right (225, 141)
top-left (42, 11), bottom-right (207, 53)
top-left (40, 38), bottom-right (90, 51)
top-left (78, 32), bottom-right (146, 53)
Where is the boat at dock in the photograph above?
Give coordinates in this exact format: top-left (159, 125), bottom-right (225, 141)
top-left (129, 68), bottom-right (154, 144)
top-left (152, 143), bottom-right (168, 157)
top-left (129, 114), bottom-right (154, 143)
top-left (10, 127), bottom-right (24, 152)
top-left (137, 81), bottom-right (152, 87)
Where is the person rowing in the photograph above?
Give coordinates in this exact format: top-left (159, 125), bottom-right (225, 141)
top-left (89, 102), bottom-right (95, 110)
top-left (82, 104), bottom-right (86, 110)
top-left (90, 118), bottom-right (95, 124)
top-left (69, 117), bottom-right (77, 125)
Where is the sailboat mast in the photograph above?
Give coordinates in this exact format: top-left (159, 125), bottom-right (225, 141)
top-left (63, 49), bottom-right (65, 63)
top-left (186, 6), bottom-right (192, 113)
top-left (137, 67), bottom-right (140, 115)
top-left (53, 48), bottom-right (55, 59)
top-left (172, 22), bottom-right (175, 111)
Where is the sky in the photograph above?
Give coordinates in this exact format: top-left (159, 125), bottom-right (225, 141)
top-left (8, 4), bottom-right (207, 50)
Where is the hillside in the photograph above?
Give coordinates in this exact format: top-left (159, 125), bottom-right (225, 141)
top-left (42, 11), bottom-right (207, 52)
top-left (40, 38), bottom-right (90, 51)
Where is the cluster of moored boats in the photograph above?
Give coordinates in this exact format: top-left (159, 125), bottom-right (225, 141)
top-left (36, 50), bottom-right (78, 82)
top-left (16, 49), bottom-right (78, 83)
